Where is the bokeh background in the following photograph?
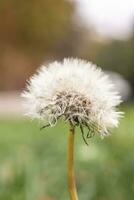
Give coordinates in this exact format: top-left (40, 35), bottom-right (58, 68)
top-left (0, 0), bottom-right (134, 200)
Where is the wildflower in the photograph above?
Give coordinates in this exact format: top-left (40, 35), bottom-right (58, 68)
top-left (22, 58), bottom-right (122, 139)
top-left (22, 58), bottom-right (123, 200)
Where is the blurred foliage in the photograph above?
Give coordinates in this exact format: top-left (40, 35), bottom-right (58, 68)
top-left (0, 105), bottom-right (134, 200)
top-left (0, 0), bottom-right (74, 90)
top-left (0, 0), bottom-right (134, 91)
top-left (0, 0), bottom-right (73, 50)
top-left (95, 36), bottom-right (134, 87)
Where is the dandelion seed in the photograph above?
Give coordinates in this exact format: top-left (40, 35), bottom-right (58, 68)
top-left (22, 58), bottom-right (123, 200)
top-left (22, 58), bottom-right (122, 138)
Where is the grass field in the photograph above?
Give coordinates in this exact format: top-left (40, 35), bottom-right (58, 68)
top-left (0, 105), bottom-right (134, 200)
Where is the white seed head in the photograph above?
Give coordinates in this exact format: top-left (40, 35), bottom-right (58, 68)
top-left (22, 58), bottom-right (123, 137)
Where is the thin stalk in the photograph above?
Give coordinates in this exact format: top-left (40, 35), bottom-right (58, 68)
top-left (67, 123), bottom-right (79, 200)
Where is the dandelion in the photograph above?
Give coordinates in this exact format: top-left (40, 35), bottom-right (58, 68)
top-left (22, 58), bottom-right (123, 200)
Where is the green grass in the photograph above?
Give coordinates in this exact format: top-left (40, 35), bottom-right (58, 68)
top-left (0, 105), bottom-right (134, 200)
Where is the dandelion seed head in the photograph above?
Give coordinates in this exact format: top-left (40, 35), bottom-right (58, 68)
top-left (22, 58), bottom-right (123, 137)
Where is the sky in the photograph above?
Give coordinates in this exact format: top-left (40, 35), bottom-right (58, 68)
top-left (74, 0), bottom-right (134, 39)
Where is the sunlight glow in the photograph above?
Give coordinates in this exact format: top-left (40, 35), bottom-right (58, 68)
top-left (74, 0), bottom-right (134, 39)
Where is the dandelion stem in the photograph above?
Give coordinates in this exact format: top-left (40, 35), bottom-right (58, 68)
top-left (67, 123), bottom-right (79, 200)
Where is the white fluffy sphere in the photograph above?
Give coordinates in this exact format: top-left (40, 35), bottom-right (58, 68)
top-left (22, 58), bottom-right (123, 138)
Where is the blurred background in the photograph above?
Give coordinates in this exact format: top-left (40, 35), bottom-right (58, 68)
top-left (0, 0), bottom-right (134, 199)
